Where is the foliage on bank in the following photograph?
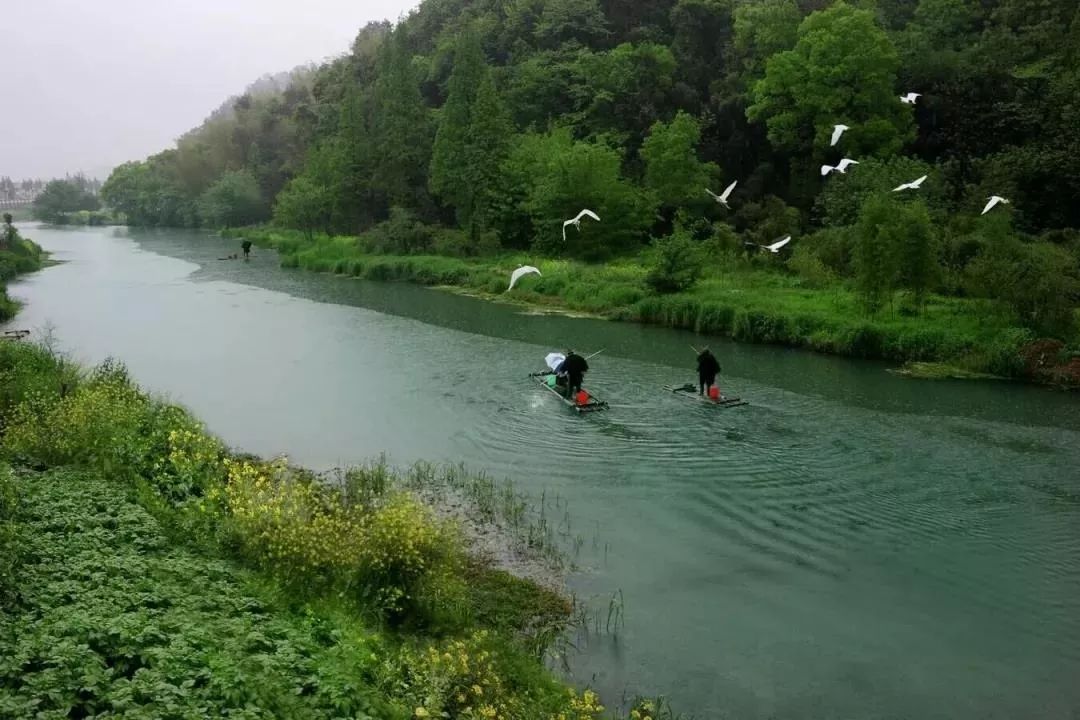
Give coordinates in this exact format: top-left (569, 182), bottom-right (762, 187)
top-left (105, 0), bottom-right (1080, 347)
top-left (0, 217), bottom-right (45, 322)
top-left (232, 226), bottom-right (1079, 385)
top-left (0, 340), bottom-right (666, 719)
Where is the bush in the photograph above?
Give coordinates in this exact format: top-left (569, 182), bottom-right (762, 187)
top-left (645, 233), bottom-right (703, 294)
top-left (0, 342), bottom-right (81, 429)
top-left (787, 245), bottom-right (836, 288)
top-left (218, 455), bottom-right (465, 624)
top-left (3, 360), bottom-right (150, 476)
top-left (390, 631), bottom-right (600, 720)
top-left (361, 207), bottom-right (435, 255)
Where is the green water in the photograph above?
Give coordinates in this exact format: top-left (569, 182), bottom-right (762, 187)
top-left (8, 225), bottom-right (1080, 719)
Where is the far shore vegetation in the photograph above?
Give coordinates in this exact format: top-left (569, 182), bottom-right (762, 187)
top-left (94, 0), bottom-right (1079, 387)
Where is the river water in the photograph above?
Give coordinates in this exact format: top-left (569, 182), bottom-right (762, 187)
top-left (7, 225), bottom-right (1080, 719)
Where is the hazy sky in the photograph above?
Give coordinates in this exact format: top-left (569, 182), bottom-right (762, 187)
top-left (3, 0), bottom-right (418, 180)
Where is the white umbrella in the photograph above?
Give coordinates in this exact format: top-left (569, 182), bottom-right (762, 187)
top-left (545, 353), bottom-right (566, 371)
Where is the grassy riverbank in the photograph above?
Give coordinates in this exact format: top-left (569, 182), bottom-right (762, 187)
top-left (0, 227), bottom-right (46, 322)
top-left (230, 227), bottom-right (1079, 385)
top-left (0, 340), bottom-right (663, 719)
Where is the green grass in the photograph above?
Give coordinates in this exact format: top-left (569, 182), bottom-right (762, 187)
top-left (232, 227), bottom-right (1047, 379)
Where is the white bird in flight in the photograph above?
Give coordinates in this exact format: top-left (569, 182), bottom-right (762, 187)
top-left (562, 209), bottom-right (600, 241)
top-left (900, 92), bottom-right (921, 104)
top-left (745, 235), bottom-right (792, 254)
top-left (821, 158), bottom-right (859, 176)
top-left (892, 175), bottom-right (928, 192)
top-left (508, 265), bottom-right (541, 291)
top-left (705, 180), bottom-right (738, 208)
top-left (981, 196), bottom-right (1010, 215)
top-left (830, 124), bottom-right (849, 147)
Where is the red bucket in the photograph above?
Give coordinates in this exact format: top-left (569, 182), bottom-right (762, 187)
top-left (708, 386), bottom-right (721, 400)
top-left (575, 390), bottom-right (590, 405)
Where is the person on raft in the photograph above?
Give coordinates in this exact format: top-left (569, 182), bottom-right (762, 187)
top-left (696, 347), bottom-right (721, 395)
top-left (559, 349), bottom-right (589, 399)
top-left (241, 239), bottom-right (253, 259)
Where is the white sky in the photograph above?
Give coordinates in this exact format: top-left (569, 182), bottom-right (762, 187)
top-left (2, 0), bottom-right (419, 180)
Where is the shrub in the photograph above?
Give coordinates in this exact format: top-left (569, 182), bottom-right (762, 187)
top-left (787, 245), bottom-right (836, 288)
top-left (218, 456), bottom-right (464, 623)
top-left (356, 493), bottom-right (462, 620)
top-left (645, 233), bottom-right (703, 294)
top-left (390, 631), bottom-right (601, 720)
top-left (0, 342), bottom-right (81, 429)
top-left (3, 362), bottom-right (149, 476)
top-left (361, 207), bottom-right (435, 255)
top-left (218, 456), bottom-right (362, 581)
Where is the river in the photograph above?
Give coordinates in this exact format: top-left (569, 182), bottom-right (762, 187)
top-left (7, 225), bottom-right (1080, 720)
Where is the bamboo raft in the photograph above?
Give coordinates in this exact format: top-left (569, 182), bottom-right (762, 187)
top-left (530, 373), bottom-right (609, 413)
top-left (664, 384), bottom-right (748, 408)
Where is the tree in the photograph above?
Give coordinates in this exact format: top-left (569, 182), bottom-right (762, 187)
top-left (891, 200), bottom-right (939, 307)
top-left (430, 31), bottom-right (512, 239)
top-left (641, 111), bottom-right (717, 212)
top-left (731, 0), bottom-right (801, 84)
top-left (502, 128), bottom-right (655, 259)
top-left (747, 3), bottom-right (914, 161)
top-left (32, 180), bottom-right (99, 223)
top-left (814, 157), bottom-right (940, 227)
top-left (966, 223), bottom-right (1080, 337)
top-left (197, 171), bottom-right (263, 229)
top-left (371, 29), bottom-right (433, 211)
top-left (645, 231), bottom-right (704, 293)
top-left (273, 176), bottom-right (330, 240)
top-left (536, 0), bottom-right (610, 49)
top-left (1, 213), bottom-right (15, 248)
top-left (852, 194), bottom-right (939, 309)
top-left (854, 194), bottom-right (901, 311)
top-left (574, 43), bottom-right (678, 151)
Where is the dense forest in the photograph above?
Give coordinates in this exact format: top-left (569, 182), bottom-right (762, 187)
top-left (103, 0), bottom-right (1080, 344)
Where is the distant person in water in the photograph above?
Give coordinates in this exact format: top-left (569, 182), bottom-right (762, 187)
top-left (559, 349), bottom-right (589, 399)
top-left (696, 347), bottom-right (720, 395)
top-left (241, 239), bottom-right (252, 259)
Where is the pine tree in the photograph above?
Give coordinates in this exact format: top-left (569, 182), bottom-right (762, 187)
top-left (430, 31), bottom-right (488, 229)
top-left (372, 30), bottom-right (433, 211)
top-left (462, 71), bottom-right (512, 238)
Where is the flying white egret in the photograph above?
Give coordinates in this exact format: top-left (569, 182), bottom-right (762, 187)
top-left (821, 158), bottom-right (859, 176)
top-left (705, 179), bottom-right (738, 208)
top-left (981, 196), bottom-right (1010, 215)
top-left (745, 235), bottom-right (793, 254)
top-left (892, 175), bottom-right (928, 192)
top-left (562, 209), bottom-right (600, 241)
top-left (508, 265), bottom-right (541, 291)
top-left (900, 92), bottom-right (921, 104)
top-left (830, 124), bottom-right (849, 147)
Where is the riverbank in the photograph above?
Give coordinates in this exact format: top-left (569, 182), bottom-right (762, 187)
top-left (0, 225), bottom-right (46, 321)
top-left (228, 227), bottom-right (1080, 388)
top-left (0, 339), bottom-right (663, 719)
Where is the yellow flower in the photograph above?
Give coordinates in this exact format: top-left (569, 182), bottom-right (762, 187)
top-left (472, 684), bottom-right (484, 696)
top-left (414, 708), bottom-right (430, 718)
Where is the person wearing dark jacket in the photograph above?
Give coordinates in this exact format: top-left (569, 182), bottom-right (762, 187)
top-left (560, 350), bottom-right (589, 398)
top-left (697, 348), bottom-right (720, 395)
top-left (241, 239), bottom-right (253, 259)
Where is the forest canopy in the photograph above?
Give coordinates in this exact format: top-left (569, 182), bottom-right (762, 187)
top-left (103, 0), bottom-right (1080, 337)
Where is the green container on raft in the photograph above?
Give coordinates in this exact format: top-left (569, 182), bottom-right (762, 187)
top-left (546, 374), bottom-right (557, 387)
